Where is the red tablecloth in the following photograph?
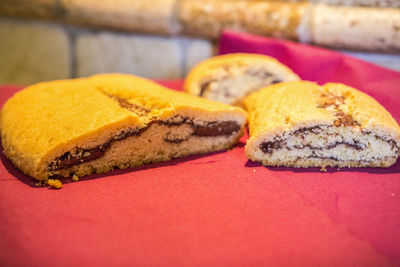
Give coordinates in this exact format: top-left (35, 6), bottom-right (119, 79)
top-left (0, 32), bottom-right (399, 266)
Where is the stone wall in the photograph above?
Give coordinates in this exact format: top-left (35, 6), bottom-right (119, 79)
top-left (1, 0), bottom-right (399, 85)
top-left (0, 17), bottom-right (213, 85)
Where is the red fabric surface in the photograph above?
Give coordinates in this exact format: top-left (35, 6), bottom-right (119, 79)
top-left (0, 32), bottom-right (399, 266)
top-left (219, 31), bottom-right (400, 265)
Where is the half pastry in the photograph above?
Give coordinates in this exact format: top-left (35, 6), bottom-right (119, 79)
top-left (0, 74), bottom-right (247, 181)
top-left (244, 81), bottom-right (400, 168)
top-left (184, 53), bottom-right (300, 105)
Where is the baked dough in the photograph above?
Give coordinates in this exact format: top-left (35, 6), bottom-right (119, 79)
top-left (0, 73), bottom-right (247, 181)
top-left (305, 4), bottom-right (400, 52)
top-left (178, 0), bottom-right (310, 40)
top-left (62, 0), bottom-right (180, 34)
top-left (184, 53), bottom-right (300, 105)
top-left (244, 81), bottom-right (400, 168)
top-left (313, 0), bottom-right (400, 8)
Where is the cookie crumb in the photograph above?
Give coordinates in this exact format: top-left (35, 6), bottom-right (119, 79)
top-left (252, 169), bottom-right (256, 173)
top-left (320, 166), bottom-right (327, 172)
top-left (35, 181), bottom-right (44, 187)
top-left (47, 179), bottom-right (63, 189)
top-left (72, 174), bottom-right (79, 182)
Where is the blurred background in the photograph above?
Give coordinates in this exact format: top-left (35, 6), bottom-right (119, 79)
top-left (0, 0), bottom-right (399, 85)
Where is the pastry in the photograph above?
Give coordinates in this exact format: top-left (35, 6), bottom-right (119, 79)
top-left (178, 0), bottom-right (310, 40)
top-left (305, 4), bottom-right (400, 52)
top-left (244, 81), bottom-right (400, 168)
top-left (313, 0), bottom-right (400, 8)
top-left (179, 0), bottom-right (400, 52)
top-left (0, 73), bottom-right (247, 181)
top-left (61, 0), bottom-right (180, 35)
top-left (184, 53), bottom-right (300, 105)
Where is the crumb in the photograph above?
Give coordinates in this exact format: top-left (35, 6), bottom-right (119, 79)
top-left (72, 174), bottom-right (79, 182)
top-left (320, 166), bottom-right (327, 172)
top-left (47, 179), bottom-right (63, 189)
top-left (35, 181), bottom-right (44, 187)
top-left (252, 169), bottom-right (256, 173)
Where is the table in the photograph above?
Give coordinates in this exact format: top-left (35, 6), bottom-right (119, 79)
top-left (0, 32), bottom-right (399, 266)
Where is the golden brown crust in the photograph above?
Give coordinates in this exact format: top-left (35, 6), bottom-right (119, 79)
top-left (0, 73), bottom-right (247, 180)
top-left (244, 81), bottom-right (400, 168)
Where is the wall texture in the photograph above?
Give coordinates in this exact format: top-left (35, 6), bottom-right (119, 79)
top-left (1, 0), bottom-right (399, 85)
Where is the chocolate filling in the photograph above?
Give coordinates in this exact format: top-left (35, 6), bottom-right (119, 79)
top-left (260, 86), bottom-right (399, 155)
top-left (198, 68), bottom-right (282, 97)
top-left (259, 126), bottom-right (398, 156)
top-left (293, 141), bottom-right (365, 151)
top-left (334, 111), bottom-right (359, 127)
top-left (306, 155), bottom-right (394, 162)
top-left (193, 121), bottom-right (241, 136)
top-left (200, 80), bottom-right (215, 97)
top-left (260, 92), bottom-right (367, 154)
top-left (245, 69), bottom-right (273, 79)
top-left (110, 96), bottom-right (151, 117)
top-left (159, 116), bottom-right (241, 137)
top-left (318, 92), bottom-right (359, 127)
top-left (260, 140), bottom-right (364, 154)
top-left (260, 140), bottom-right (282, 154)
top-left (318, 93), bottom-right (345, 108)
top-left (48, 117), bottom-right (241, 171)
top-left (48, 127), bottom-right (146, 171)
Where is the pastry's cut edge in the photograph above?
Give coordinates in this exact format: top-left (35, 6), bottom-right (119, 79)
top-left (245, 122), bottom-right (400, 168)
top-left (244, 81), bottom-right (400, 168)
top-left (45, 113), bottom-right (246, 181)
top-left (184, 53), bottom-right (300, 105)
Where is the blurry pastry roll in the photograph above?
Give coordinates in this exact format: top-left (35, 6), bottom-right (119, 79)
top-left (178, 0), bottom-right (310, 40)
top-left (312, 0), bottom-right (400, 8)
top-left (184, 53), bottom-right (300, 105)
top-left (0, 0), bottom-right (57, 20)
top-left (244, 81), bottom-right (400, 168)
top-left (60, 0), bottom-right (180, 34)
top-left (303, 4), bottom-right (400, 52)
